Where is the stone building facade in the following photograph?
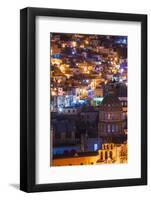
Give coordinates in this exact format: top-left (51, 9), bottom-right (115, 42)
top-left (98, 88), bottom-right (126, 143)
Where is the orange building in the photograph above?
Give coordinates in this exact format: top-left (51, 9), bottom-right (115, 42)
top-left (51, 143), bottom-right (127, 166)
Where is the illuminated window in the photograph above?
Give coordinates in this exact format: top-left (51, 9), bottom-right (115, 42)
top-left (107, 124), bottom-right (110, 133)
top-left (112, 124), bottom-right (115, 132)
top-left (108, 113), bottom-right (111, 119)
top-left (94, 144), bottom-right (98, 151)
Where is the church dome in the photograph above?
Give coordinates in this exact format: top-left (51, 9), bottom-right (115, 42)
top-left (100, 85), bottom-right (122, 111)
top-left (102, 94), bottom-right (121, 105)
top-left (100, 94), bottom-right (122, 111)
top-left (100, 87), bottom-right (122, 112)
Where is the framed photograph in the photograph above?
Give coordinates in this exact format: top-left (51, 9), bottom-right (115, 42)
top-left (20, 7), bottom-right (147, 192)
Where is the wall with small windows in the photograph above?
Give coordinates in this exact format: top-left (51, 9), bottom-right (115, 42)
top-left (63, 107), bottom-right (79, 114)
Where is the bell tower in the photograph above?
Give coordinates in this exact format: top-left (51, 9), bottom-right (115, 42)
top-left (98, 86), bottom-right (126, 143)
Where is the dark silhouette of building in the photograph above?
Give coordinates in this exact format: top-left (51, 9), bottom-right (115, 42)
top-left (98, 86), bottom-right (126, 143)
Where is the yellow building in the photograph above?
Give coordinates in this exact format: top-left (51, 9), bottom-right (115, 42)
top-left (51, 143), bottom-right (127, 166)
top-left (94, 87), bottom-right (103, 97)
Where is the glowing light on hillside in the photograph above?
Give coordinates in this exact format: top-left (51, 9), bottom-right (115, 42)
top-left (72, 41), bottom-right (77, 47)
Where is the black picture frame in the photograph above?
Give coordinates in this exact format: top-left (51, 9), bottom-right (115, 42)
top-left (20, 7), bottom-right (147, 192)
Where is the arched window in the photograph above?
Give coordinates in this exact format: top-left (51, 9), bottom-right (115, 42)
top-left (109, 151), bottom-right (112, 159)
top-left (110, 113), bottom-right (113, 120)
top-left (104, 124), bottom-right (106, 133)
top-left (105, 151), bottom-right (108, 160)
top-left (108, 113), bottom-right (111, 119)
top-left (107, 124), bottom-right (110, 133)
top-left (100, 152), bottom-right (103, 160)
top-left (101, 124), bottom-right (103, 132)
top-left (116, 124), bottom-right (118, 132)
top-left (112, 124), bottom-right (115, 132)
top-left (112, 113), bottom-right (115, 120)
top-left (102, 112), bottom-right (104, 120)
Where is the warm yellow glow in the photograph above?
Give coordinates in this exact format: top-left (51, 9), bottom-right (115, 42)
top-left (112, 68), bottom-right (117, 74)
top-left (60, 65), bottom-right (65, 73)
top-left (80, 44), bottom-right (84, 48)
top-left (116, 64), bottom-right (120, 69)
top-left (52, 143), bottom-right (128, 166)
top-left (51, 91), bottom-right (56, 96)
top-left (72, 41), bottom-right (77, 47)
top-left (83, 66), bottom-right (87, 72)
top-left (114, 56), bottom-right (118, 62)
top-left (62, 43), bottom-right (66, 48)
top-left (66, 74), bottom-right (71, 79)
top-left (85, 40), bottom-right (89, 45)
top-left (105, 80), bottom-right (108, 85)
top-left (88, 65), bottom-right (93, 70)
top-left (51, 58), bottom-right (62, 65)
